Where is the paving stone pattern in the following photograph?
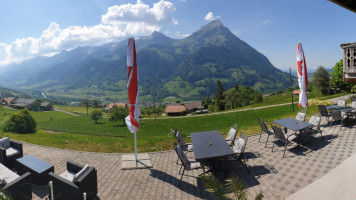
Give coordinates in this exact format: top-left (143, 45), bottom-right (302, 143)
top-left (25, 117), bottom-right (356, 199)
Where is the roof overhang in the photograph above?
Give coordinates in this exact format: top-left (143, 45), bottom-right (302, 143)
top-left (329, 0), bottom-right (356, 13)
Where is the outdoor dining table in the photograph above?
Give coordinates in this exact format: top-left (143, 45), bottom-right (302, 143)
top-left (326, 105), bottom-right (344, 110)
top-left (273, 118), bottom-right (314, 146)
top-left (273, 118), bottom-right (314, 132)
top-left (190, 130), bottom-right (235, 162)
top-left (190, 130), bottom-right (235, 175)
top-left (326, 105), bottom-right (354, 116)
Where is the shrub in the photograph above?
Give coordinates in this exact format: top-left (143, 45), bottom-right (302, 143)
top-left (90, 110), bottom-right (103, 124)
top-left (308, 98), bottom-right (333, 107)
top-left (3, 108), bottom-right (36, 133)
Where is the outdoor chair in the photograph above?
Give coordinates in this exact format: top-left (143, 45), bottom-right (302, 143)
top-left (223, 133), bottom-right (250, 173)
top-left (175, 130), bottom-right (193, 152)
top-left (318, 105), bottom-right (331, 125)
top-left (258, 118), bottom-right (274, 147)
top-left (0, 137), bottom-right (23, 168)
top-left (348, 102), bottom-right (356, 118)
top-left (175, 130), bottom-right (194, 164)
top-left (173, 142), bottom-right (203, 186)
top-left (338, 100), bottom-right (346, 107)
top-left (296, 111), bottom-right (306, 122)
top-left (48, 161), bottom-right (98, 200)
top-left (330, 109), bottom-right (347, 130)
top-left (351, 101), bottom-right (356, 109)
top-left (271, 125), bottom-right (298, 158)
top-left (303, 113), bottom-right (323, 145)
top-left (0, 163), bottom-right (32, 200)
top-left (225, 124), bottom-right (238, 146)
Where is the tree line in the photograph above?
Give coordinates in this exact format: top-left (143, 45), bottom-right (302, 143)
top-left (203, 81), bottom-right (263, 112)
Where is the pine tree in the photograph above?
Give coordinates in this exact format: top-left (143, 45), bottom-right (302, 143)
top-left (215, 80), bottom-right (225, 111)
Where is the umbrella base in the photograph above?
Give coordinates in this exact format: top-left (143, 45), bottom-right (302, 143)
top-left (121, 153), bottom-right (153, 170)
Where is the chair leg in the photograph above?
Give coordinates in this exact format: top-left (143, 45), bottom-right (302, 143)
top-left (176, 157), bottom-right (179, 164)
top-left (282, 142), bottom-right (287, 158)
top-left (259, 132), bottom-right (263, 142)
top-left (265, 133), bottom-right (270, 147)
top-left (309, 133), bottom-right (312, 146)
top-left (179, 165), bottom-right (183, 174)
top-left (340, 119), bottom-right (344, 130)
top-left (272, 138), bottom-right (275, 152)
top-left (178, 168), bottom-right (185, 186)
top-left (239, 157), bottom-right (250, 173)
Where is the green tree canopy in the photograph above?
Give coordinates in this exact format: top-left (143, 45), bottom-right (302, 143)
top-left (330, 60), bottom-right (352, 91)
top-left (81, 98), bottom-right (90, 115)
top-left (215, 80), bottom-right (225, 111)
top-left (90, 110), bottom-right (103, 124)
top-left (3, 108), bottom-right (36, 133)
top-left (312, 66), bottom-right (329, 91)
top-left (109, 105), bottom-right (129, 125)
top-left (92, 100), bottom-right (99, 108)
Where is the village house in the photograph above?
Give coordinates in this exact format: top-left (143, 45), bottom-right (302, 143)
top-left (165, 105), bottom-right (187, 116)
top-left (10, 98), bottom-right (41, 111)
top-left (40, 102), bottom-right (53, 111)
top-left (107, 103), bottom-right (126, 110)
top-left (183, 102), bottom-right (204, 114)
top-left (1, 97), bottom-right (17, 105)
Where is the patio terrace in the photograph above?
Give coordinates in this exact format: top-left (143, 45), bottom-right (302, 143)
top-left (24, 117), bottom-right (356, 199)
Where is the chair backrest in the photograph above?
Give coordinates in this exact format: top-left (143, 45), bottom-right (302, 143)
top-left (296, 112), bottom-right (306, 122)
top-left (309, 114), bottom-right (321, 130)
top-left (271, 125), bottom-right (286, 142)
top-left (352, 101), bottom-right (356, 108)
top-left (175, 130), bottom-right (185, 148)
top-left (173, 142), bottom-right (189, 170)
top-left (338, 100), bottom-right (346, 107)
top-left (258, 118), bottom-right (269, 133)
top-left (225, 124), bottom-right (238, 141)
top-left (231, 133), bottom-right (248, 157)
top-left (331, 109), bottom-right (342, 120)
top-left (318, 105), bottom-right (329, 117)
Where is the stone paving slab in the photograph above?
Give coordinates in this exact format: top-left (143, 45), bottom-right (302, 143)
top-left (17, 116), bottom-right (356, 200)
top-left (122, 153), bottom-right (150, 160)
top-left (122, 159), bottom-right (153, 170)
top-left (286, 151), bottom-right (356, 200)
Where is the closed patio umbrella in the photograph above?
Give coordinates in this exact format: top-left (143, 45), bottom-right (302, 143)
top-left (297, 43), bottom-right (308, 109)
top-left (125, 38), bottom-right (140, 163)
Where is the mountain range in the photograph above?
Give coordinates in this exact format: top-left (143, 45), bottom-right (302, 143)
top-left (0, 20), bottom-right (293, 102)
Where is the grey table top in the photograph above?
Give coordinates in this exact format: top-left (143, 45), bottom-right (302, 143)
top-left (273, 118), bottom-right (313, 132)
top-left (326, 105), bottom-right (343, 110)
top-left (339, 107), bottom-right (354, 113)
top-left (16, 155), bottom-right (53, 174)
top-left (191, 130), bottom-right (235, 161)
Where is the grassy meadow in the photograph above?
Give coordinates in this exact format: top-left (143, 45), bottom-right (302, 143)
top-left (0, 89), bottom-right (349, 153)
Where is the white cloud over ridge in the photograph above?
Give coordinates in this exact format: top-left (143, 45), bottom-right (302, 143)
top-left (204, 12), bottom-right (220, 21)
top-left (0, 0), bottom-right (177, 66)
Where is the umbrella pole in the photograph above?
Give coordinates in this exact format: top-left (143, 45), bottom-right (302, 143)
top-left (134, 131), bottom-right (138, 166)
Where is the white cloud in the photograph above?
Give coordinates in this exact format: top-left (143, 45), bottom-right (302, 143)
top-left (204, 12), bottom-right (220, 21)
top-left (175, 31), bottom-right (190, 38)
top-left (0, 0), bottom-right (177, 66)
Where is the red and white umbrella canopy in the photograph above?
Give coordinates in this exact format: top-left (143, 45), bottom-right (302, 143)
top-left (297, 43), bottom-right (308, 108)
top-left (125, 38), bottom-right (140, 133)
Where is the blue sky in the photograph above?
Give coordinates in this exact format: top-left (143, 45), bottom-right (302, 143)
top-left (0, 0), bottom-right (355, 72)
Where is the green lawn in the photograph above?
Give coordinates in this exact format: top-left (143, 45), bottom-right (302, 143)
top-left (0, 89), bottom-right (349, 153)
top-left (0, 102), bottom-right (320, 153)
